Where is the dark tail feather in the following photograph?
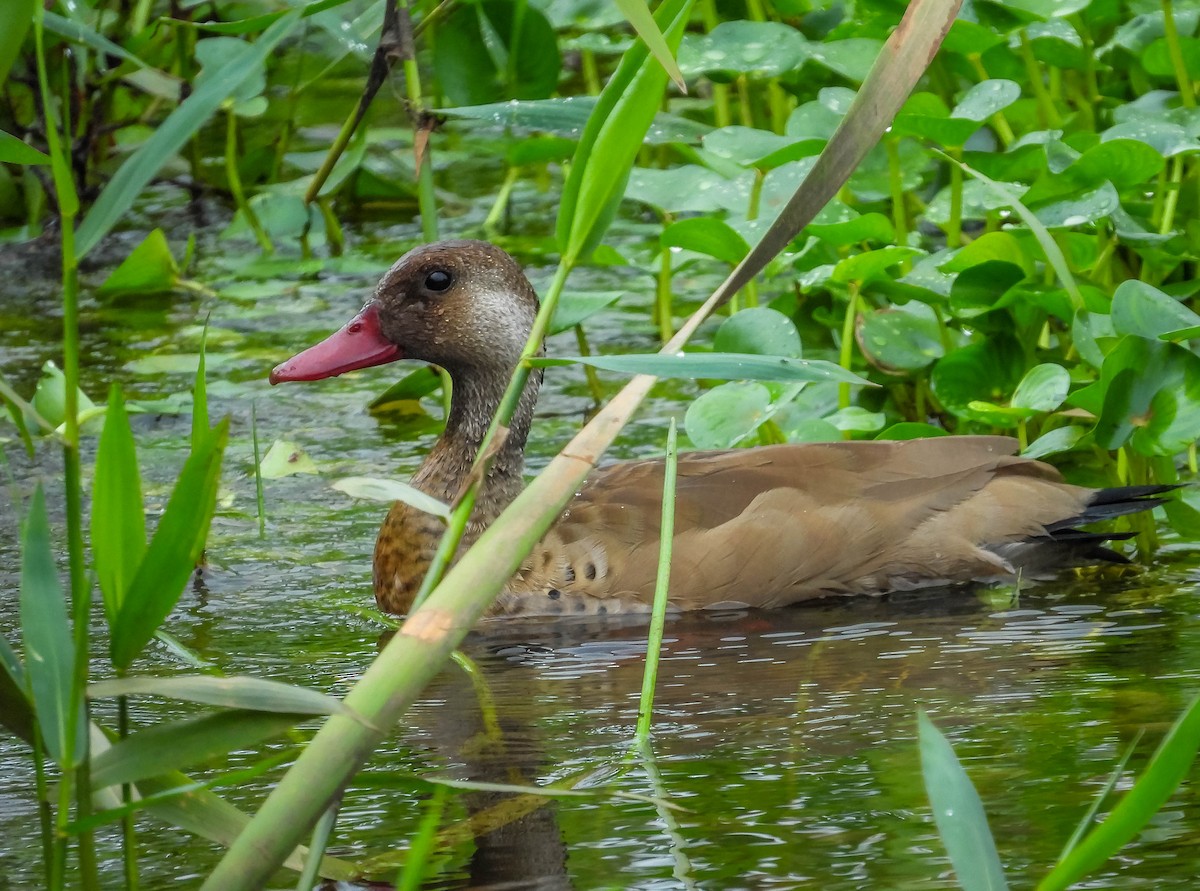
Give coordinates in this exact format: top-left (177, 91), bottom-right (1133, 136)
top-left (1000, 484), bottom-right (1179, 575)
top-left (1046, 484), bottom-right (1180, 531)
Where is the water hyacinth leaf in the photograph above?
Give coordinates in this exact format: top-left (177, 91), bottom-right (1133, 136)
top-left (0, 130), bottom-right (48, 165)
top-left (952, 79), bottom-right (1020, 122)
top-left (1141, 36), bottom-right (1200, 79)
top-left (832, 246), bottom-right (922, 285)
top-left (948, 261), bottom-right (1027, 319)
top-left (1111, 280), bottom-right (1200, 340)
top-left (677, 20), bottom-right (808, 79)
top-left (432, 0), bottom-right (561, 106)
top-left (332, 477), bottom-right (451, 519)
top-left (714, 308), bottom-right (801, 358)
top-left (859, 305), bottom-right (946, 372)
top-left (92, 386), bottom-right (147, 626)
top-left (75, 11), bottom-right (301, 259)
top-left (1011, 363), bottom-right (1070, 413)
top-left (919, 711), bottom-right (1010, 891)
top-left (1037, 696), bottom-right (1200, 891)
top-left (439, 98), bottom-right (710, 145)
top-left (550, 291), bottom-right (625, 334)
top-left (808, 38), bottom-right (884, 83)
top-left (662, 218), bottom-right (750, 266)
top-left (1033, 182), bottom-right (1120, 228)
top-left (702, 126), bottom-right (815, 170)
top-left (931, 337), bottom-right (1024, 421)
top-left (1022, 425), bottom-right (1087, 459)
top-left (97, 229), bottom-right (180, 297)
top-left (259, 439), bottom-right (318, 479)
top-left (876, 422), bottom-right (949, 440)
top-left (1101, 120), bottom-right (1200, 158)
top-left (827, 406), bottom-right (885, 433)
top-left (806, 211), bottom-right (894, 246)
top-left (685, 382), bottom-right (772, 449)
top-left (556, 0), bottom-right (695, 265)
top-left (1132, 353), bottom-right (1200, 457)
top-left (533, 352), bottom-right (872, 385)
top-left (20, 486), bottom-right (85, 766)
top-left (1092, 337), bottom-right (1176, 450)
top-left (110, 419), bottom-right (228, 670)
top-left (89, 675), bottom-right (358, 719)
top-left (942, 232), bottom-right (1032, 275)
top-left (91, 710), bottom-right (309, 789)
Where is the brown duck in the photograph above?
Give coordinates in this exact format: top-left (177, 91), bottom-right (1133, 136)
top-left (271, 240), bottom-right (1169, 618)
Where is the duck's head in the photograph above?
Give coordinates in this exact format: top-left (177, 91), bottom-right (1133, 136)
top-left (270, 240), bottom-right (540, 385)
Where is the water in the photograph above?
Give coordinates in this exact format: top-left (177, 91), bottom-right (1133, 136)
top-left (2, 197), bottom-right (1200, 888)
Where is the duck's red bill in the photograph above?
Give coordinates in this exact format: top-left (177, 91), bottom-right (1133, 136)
top-left (269, 304), bottom-right (402, 384)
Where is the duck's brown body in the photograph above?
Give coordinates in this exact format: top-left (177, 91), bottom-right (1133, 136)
top-left (271, 240), bottom-right (1169, 619)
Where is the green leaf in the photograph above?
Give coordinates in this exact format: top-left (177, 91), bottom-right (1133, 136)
top-left (661, 218), bottom-right (750, 266)
top-left (533, 352), bottom-right (872, 385)
top-left (31, 360), bottom-right (97, 431)
top-left (0, 635), bottom-right (33, 743)
top-left (942, 232), bottom-right (1033, 275)
top-left (368, 367), bottom-right (442, 411)
top-left (89, 675), bottom-right (358, 719)
top-left (832, 246), bottom-right (922, 285)
top-left (91, 710), bottom-right (308, 789)
top-left (438, 98), bottom-right (710, 145)
top-left (808, 38), bottom-right (884, 83)
top-left (919, 711), bottom-right (1009, 891)
top-left (110, 419), bottom-right (228, 670)
top-left (1011, 363), bottom-right (1070, 413)
top-left (1037, 696), bottom-right (1200, 891)
top-left (0, 129), bottom-right (49, 165)
top-left (258, 439), bottom-right (318, 479)
top-left (550, 291), bottom-right (625, 334)
top-left (931, 337), bottom-right (1024, 421)
top-left (859, 304), bottom-right (946, 372)
top-left (1092, 337), bottom-right (1173, 450)
top-left (21, 486), bottom-right (85, 765)
top-left (613, 0), bottom-right (683, 89)
top-left (75, 12), bottom-right (301, 259)
top-left (556, 0), bottom-right (695, 265)
top-left (1022, 425), bottom-right (1087, 459)
top-left (330, 477), bottom-right (451, 519)
top-left (952, 79), bottom-right (1020, 122)
top-left (678, 21), bottom-right (808, 79)
top-left (92, 386), bottom-right (147, 627)
top-left (685, 381), bottom-right (773, 448)
top-left (714, 308), bottom-right (801, 358)
top-left (0, 0), bottom-right (34, 91)
top-left (432, 0), bottom-right (560, 105)
top-left (96, 229), bottom-right (180, 297)
top-left (1111, 280), bottom-right (1200, 340)
top-left (876, 422), bottom-right (949, 440)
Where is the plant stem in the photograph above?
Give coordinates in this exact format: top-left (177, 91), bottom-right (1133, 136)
top-left (838, 284), bottom-right (861, 410)
top-left (636, 420), bottom-right (677, 743)
top-left (657, 246), bottom-right (674, 342)
top-left (225, 110), bottom-right (272, 253)
top-left (886, 137), bottom-right (908, 243)
top-left (573, 325), bottom-right (605, 405)
top-left (1161, 0), bottom-right (1196, 108)
top-left (395, 787), bottom-right (448, 891)
top-left (119, 695), bottom-right (139, 890)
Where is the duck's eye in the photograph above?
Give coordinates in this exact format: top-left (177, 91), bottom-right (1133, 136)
top-left (424, 269), bottom-right (453, 292)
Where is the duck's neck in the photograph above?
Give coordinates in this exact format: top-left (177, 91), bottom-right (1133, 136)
top-left (412, 362), bottom-right (543, 521)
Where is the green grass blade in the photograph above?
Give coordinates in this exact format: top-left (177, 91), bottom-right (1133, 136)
top-left (1058, 730), bottom-right (1143, 862)
top-left (613, 0), bottom-right (684, 90)
top-left (91, 385), bottom-right (147, 628)
top-left (74, 12), bottom-right (301, 259)
top-left (20, 485), bottom-right (85, 766)
top-left (192, 320), bottom-right (209, 450)
top-left (89, 675), bottom-right (362, 720)
top-left (555, 0), bottom-right (695, 265)
top-left (635, 419), bottom-right (677, 743)
top-left (919, 711), bottom-right (1009, 891)
top-left (534, 352), bottom-right (873, 385)
top-left (91, 710), bottom-right (308, 789)
top-left (109, 419), bottom-right (228, 670)
top-left (1037, 695), bottom-right (1200, 891)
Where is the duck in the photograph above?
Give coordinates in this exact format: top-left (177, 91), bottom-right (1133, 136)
top-left (270, 239), bottom-right (1171, 618)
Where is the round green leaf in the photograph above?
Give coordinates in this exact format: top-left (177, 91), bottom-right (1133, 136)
top-left (1022, 425), bottom-right (1087, 459)
top-left (661, 217), bottom-right (750, 266)
top-left (685, 381), bottom-right (772, 448)
top-left (1011, 363), bottom-right (1070, 412)
top-left (930, 337), bottom-right (1024, 421)
top-left (859, 304), bottom-right (946, 372)
top-left (678, 21), bottom-right (808, 79)
top-left (714, 308), bottom-right (801, 358)
top-left (1111, 280), bottom-right (1200, 340)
